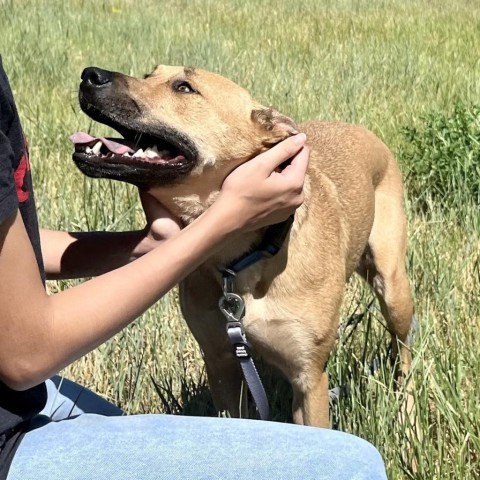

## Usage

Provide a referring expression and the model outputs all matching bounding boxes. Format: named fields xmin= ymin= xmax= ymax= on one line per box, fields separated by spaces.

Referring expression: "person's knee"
xmin=346 ymin=435 xmax=387 ymax=479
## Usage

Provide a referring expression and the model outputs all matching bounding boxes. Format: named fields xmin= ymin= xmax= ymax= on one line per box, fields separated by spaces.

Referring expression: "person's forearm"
xmin=19 ymin=206 xmax=234 ymax=389
xmin=1 ymin=134 xmax=308 ymax=391
xmin=40 ymin=228 xmax=157 ymax=280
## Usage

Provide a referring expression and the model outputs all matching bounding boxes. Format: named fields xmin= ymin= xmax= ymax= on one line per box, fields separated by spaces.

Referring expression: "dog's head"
xmin=71 ymin=65 xmax=299 ymax=190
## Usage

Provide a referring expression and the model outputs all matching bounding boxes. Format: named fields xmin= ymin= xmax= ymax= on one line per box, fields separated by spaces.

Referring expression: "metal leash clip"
xmin=219 ymin=292 xmax=251 ymax=360
xmin=219 ymin=292 xmax=245 ymax=332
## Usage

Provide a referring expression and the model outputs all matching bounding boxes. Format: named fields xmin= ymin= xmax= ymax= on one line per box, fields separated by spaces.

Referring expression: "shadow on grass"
xmin=150 ymin=361 xmax=293 ymax=421
xmin=151 ymin=372 xmax=216 ymax=417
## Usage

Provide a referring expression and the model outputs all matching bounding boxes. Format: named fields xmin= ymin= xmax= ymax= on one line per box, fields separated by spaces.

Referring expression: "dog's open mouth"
xmin=70 ymin=120 xmax=198 ymax=187
xmin=70 ymin=132 xmax=186 ymax=167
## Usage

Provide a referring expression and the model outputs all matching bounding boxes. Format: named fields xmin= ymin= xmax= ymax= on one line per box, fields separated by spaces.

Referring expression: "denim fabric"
xmin=7 ymin=377 xmax=387 ymax=480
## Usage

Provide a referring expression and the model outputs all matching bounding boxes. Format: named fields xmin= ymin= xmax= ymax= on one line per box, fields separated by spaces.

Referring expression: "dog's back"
xmin=301 ymin=121 xmax=402 ymax=278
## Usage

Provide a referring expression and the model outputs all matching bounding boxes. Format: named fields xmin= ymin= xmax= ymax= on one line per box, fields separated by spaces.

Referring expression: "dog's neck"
xmin=148 ymin=174 xmax=221 ymax=225
xmin=148 ymin=178 xmax=267 ymax=268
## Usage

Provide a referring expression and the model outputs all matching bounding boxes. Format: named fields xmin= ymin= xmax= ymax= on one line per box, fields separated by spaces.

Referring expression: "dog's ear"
xmin=251 ymin=107 xmax=299 ymax=146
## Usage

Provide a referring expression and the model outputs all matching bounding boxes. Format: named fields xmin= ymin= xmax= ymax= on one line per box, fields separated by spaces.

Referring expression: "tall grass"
xmin=1 ymin=0 xmax=479 ymax=478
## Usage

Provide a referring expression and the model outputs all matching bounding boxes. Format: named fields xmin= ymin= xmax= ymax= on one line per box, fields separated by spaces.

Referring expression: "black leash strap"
xmin=218 ymin=215 xmax=295 ymax=421
xmin=219 ymin=292 xmax=270 ymax=421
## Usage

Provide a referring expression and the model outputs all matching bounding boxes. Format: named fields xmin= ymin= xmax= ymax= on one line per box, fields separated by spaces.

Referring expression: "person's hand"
xmin=212 ymin=133 xmax=309 ymax=233
xmin=137 ymin=191 xmax=183 ymax=252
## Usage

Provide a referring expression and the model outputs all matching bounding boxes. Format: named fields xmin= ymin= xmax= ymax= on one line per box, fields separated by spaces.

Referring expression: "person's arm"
xmin=0 ymin=135 xmax=309 ymax=392
xmin=40 ymin=192 xmax=182 ymax=280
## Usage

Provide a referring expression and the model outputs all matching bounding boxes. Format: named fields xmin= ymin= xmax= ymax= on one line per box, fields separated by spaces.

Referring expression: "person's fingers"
xmin=252 ymin=133 xmax=307 ymax=174
xmin=279 ymin=145 xmax=310 ymax=183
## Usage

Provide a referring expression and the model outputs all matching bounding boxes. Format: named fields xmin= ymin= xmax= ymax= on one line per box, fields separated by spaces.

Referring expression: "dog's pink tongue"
xmin=69 ymin=132 xmax=134 ymax=155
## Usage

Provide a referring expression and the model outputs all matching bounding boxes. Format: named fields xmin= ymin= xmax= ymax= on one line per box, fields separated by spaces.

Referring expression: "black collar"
xmin=221 ymin=214 xmax=294 ymax=281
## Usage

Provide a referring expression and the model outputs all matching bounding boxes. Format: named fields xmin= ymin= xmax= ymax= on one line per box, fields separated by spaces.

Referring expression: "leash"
xmin=218 ymin=215 xmax=295 ymax=421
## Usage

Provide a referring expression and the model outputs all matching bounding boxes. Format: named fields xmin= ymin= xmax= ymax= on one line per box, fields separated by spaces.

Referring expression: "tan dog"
xmin=71 ymin=65 xmax=414 ymax=427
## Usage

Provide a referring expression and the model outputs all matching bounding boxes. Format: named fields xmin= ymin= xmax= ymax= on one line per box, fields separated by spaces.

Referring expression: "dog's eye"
xmin=173 ymin=80 xmax=197 ymax=94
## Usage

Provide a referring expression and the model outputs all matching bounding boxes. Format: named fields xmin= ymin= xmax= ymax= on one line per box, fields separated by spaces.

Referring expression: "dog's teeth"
xmin=85 ymin=146 xmax=92 ymax=154
xmin=133 ymin=149 xmax=144 ymax=158
xmin=152 ymin=145 xmax=160 ymax=154
xmin=92 ymin=141 xmax=102 ymax=155
xmin=145 ymin=147 xmax=158 ymax=159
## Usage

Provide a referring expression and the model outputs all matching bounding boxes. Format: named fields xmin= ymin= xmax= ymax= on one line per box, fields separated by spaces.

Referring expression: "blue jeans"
xmin=7 ymin=377 xmax=387 ymax=479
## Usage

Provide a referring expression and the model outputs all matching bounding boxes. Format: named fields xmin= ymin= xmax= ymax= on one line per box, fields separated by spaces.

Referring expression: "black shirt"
xmin=0 ymin=55 xmax=47 ymax=480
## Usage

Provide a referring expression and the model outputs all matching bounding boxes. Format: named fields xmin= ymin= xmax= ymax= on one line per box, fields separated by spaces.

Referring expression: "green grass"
xmin=1 ymin=0 xmax=480 ymax=478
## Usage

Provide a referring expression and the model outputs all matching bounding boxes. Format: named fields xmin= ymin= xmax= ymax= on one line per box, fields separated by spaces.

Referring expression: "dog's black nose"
xmin=81 ymin=67 xmax=113 ymax=87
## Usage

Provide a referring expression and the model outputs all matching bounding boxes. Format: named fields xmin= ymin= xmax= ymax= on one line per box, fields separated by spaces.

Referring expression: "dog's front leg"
xmin=251 ymin=307 xmax=338 ymax=428
xmin=291 ymin=370 xmax=330 ymax=427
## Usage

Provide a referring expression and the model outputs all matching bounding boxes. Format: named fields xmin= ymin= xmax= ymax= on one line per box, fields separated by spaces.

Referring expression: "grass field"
xmin=1 ymin=0 xmax=479 ymax=478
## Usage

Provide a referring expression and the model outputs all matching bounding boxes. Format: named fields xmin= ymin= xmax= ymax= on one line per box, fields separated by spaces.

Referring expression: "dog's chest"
xmin=232 ymin=267 xmax=293 ymax=337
